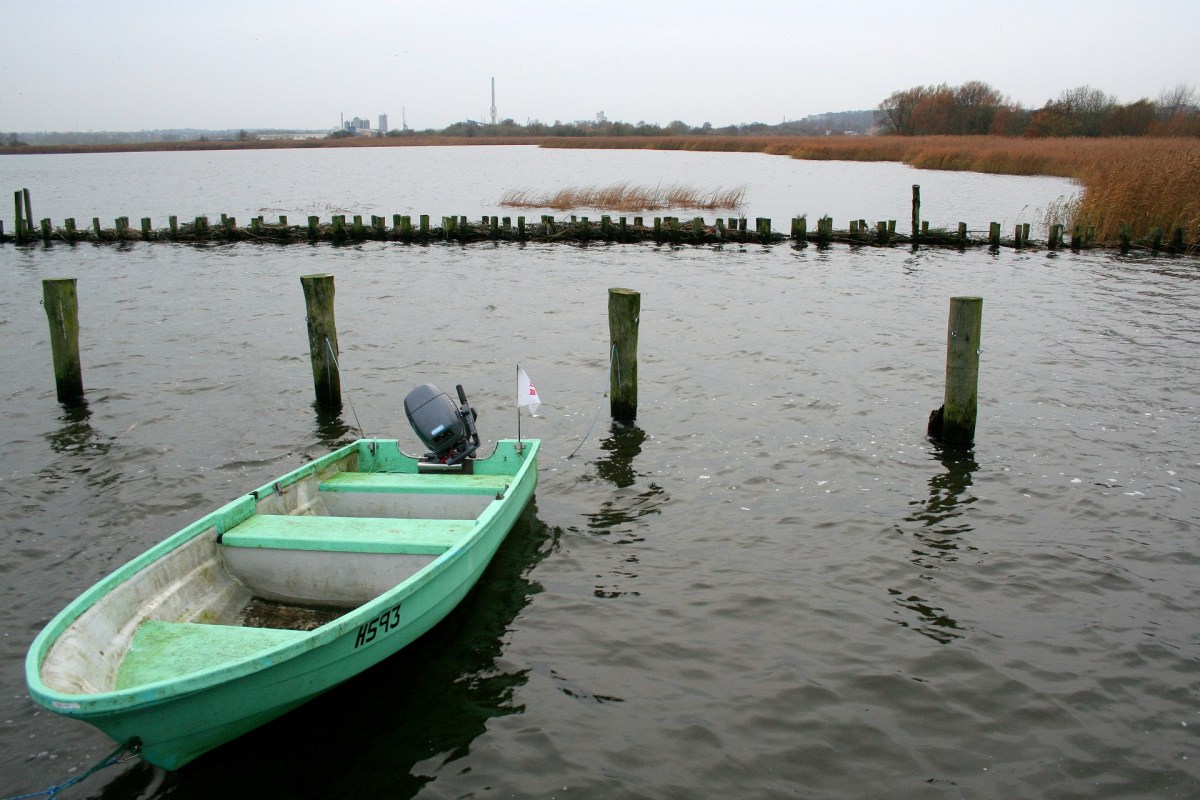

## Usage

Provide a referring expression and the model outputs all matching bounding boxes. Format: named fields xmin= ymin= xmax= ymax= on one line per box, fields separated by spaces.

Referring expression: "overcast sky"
xmin=1 ymin=0 xmax=1195 ymax=132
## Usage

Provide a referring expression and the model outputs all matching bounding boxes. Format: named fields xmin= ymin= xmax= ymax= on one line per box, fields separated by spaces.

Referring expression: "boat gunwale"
xmin=26 ymin=438 xmax=539 ymax=715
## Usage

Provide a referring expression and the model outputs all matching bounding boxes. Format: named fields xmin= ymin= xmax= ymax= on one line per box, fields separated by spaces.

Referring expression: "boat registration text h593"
xmin=355 ymin=601 xmax=403 ymax=648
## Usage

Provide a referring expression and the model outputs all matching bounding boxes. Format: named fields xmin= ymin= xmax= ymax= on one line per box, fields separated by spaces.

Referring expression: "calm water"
xmin=3 ymin=144 xmax=1075 ymax=237
xmin=2 ymin=147 xmax=1197 ymax=799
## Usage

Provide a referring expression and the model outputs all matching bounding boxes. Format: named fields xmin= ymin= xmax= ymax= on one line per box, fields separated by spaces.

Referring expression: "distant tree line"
xmin=876 ymin=81 xmax=1199 ymax=137
xmin=7 ymin=82 xmax=1196 ymax=147
xmin=382 ymin=110 xmax=877 ymax=140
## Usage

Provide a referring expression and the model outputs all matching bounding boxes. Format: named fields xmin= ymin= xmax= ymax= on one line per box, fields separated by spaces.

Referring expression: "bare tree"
xmin=1157 ymin=83 xmax=1197 ymax=118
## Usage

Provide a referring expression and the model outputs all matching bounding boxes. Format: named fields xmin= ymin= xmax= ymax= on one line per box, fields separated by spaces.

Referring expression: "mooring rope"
xmin=4 ymin=741 xmax=138 ymax=800
xmin=568 ymin=343 xmax=617 ymax=459
xmin=325 ymin=336 xmax=366 ymax=440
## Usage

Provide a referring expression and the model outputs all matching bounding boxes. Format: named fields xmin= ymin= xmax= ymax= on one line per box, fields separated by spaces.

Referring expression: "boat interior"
xmin=39 ymin=451 xmax=510 ymax=695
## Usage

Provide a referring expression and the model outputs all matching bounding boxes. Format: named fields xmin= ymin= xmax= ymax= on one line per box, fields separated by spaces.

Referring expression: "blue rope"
xmin=5 ymin=741 xmax=136 ymax=800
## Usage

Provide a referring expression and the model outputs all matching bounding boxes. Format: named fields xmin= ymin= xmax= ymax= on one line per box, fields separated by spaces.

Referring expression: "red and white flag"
xmin=517 ymin=367 xmax=541 ymax=416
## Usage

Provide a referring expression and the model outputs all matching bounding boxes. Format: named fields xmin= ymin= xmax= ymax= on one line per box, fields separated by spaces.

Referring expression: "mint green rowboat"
xmin=26 ymin=437 xmax=539 ymax=769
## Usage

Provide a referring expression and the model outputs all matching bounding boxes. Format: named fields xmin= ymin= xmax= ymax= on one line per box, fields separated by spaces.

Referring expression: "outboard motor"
xmin=403 ymin=383 xmax=480 ymax=469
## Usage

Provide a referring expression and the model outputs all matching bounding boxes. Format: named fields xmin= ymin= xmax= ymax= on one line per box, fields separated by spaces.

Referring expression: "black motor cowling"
xmin=403 ymin=383 xmax=480 ymax=464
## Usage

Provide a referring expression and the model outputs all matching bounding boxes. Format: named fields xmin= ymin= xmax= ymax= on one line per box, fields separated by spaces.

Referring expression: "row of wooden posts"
xmin=9 ymin=187 xmax=1192 ymax=253
xmin=41 ymin=274 xmax=982 ymax=444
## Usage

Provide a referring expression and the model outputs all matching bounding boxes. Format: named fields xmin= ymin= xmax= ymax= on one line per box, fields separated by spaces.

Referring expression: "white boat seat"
xmin=318 ymin=471 xmax=510 ymax=496
xmin=220 ymin=514 xmax=473 ymax=554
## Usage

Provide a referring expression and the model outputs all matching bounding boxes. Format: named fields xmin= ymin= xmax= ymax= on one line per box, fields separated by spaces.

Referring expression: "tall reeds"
xmin=542 ymin=135 xmax=1199 ymax=243
xmin=1071 ymin=138 xmax=1199 ymax=241
xmin=499 ymin=182 xmax=746 ymax=212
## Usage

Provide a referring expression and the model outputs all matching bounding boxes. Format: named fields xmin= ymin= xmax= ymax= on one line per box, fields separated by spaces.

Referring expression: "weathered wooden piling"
xmin=15 ymin=188 xmax=1188 ymax=251
xmin=42 ymin=278 xmax=84 ymax=403
xmin=911 ymin=185 xmax=921 ymax=245
xmin=608 ymin=287 xmax=640 ymax=422
xmin=817 ymin=216 xmax=833 ymax=244
xmin=300 ymin=274 xmax=341 ymax=409
xmin=23 ymin=189 xmax=33 ymax=239
xmin=13 ymin=191 xmax=24 ymax=244
xmin=928 ymin=296 xmax=982 ymax=444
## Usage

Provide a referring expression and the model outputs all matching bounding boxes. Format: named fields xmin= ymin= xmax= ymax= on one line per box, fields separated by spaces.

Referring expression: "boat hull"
xmin=26 ymin=438 xmax=538 ymax=769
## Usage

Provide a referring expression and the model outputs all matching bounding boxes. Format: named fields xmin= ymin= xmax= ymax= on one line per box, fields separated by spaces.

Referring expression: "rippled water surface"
xmin=1 ymin=148 xmax=1197 ymax=799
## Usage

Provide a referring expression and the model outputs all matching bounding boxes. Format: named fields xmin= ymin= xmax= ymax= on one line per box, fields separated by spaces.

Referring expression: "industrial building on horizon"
xmin=338 ymin=113 xmax=391 ymax=135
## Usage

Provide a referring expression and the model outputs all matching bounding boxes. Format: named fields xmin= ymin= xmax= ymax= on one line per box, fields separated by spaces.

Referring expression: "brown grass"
xmin=499 ymin=182 xmax=746 ymax=213
xmin=544 ymin=135 xmax=1200 ymax=242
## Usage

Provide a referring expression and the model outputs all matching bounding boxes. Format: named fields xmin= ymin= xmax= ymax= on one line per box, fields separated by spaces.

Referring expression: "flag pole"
xmin=516 ymin=364 xmax=523 ymax=452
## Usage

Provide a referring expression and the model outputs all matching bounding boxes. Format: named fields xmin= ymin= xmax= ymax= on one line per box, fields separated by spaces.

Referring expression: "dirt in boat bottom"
xmin=239 ymin=598 xmax=347 ymax=631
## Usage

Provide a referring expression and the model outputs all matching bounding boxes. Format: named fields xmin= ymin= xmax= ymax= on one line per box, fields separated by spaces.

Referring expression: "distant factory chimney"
xmin=490 ymin=77 xmax=497 ymax=126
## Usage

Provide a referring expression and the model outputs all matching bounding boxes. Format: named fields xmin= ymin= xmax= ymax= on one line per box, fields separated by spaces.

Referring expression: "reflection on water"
xmin=311 ymin=402 xmax=356 ymax=449
xmin=891 ymin=446 xmax=980 ymax=644
xmin=594 ymin=422 xmax=645 ymax=489
xmin=45 ymin=398 xmax=110 ymax=456
xmin=583 ymin=423 xmax=667 ymax=540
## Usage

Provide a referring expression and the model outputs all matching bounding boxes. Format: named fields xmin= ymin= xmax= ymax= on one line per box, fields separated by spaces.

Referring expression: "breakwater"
xmin=7 ymin=187 xmax=1195 ymax=253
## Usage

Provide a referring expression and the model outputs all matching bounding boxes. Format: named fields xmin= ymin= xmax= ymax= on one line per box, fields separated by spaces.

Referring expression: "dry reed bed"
xmin=499 ymin=182 xmax=746 ymax=212
xmin=543 ymin=136 xmax=1200 ymax=243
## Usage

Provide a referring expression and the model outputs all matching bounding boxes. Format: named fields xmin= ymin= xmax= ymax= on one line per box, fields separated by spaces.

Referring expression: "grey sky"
xmin=1 ymin=0 xmax=1195 ymax=133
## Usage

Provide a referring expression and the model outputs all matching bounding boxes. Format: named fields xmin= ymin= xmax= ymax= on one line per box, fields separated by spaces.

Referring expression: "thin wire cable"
xmin=325 ymin=337 xmax=365 ymax=440
xmin=568 ymin=344 xmax=616 ymax=459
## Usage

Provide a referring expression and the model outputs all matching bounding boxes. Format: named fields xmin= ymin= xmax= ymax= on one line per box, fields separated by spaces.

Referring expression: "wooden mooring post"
xmin=928 ymin=297 xmax=982 ymax=444
xmin=42 ymin=278 xmax=85 ymax=403
xmin=608 ymin=287 xmax=640 ymax=422
xmin=300 ymin=274 xmax=341 ymax=410
xmin=911 ymin=185 xmax=921 ymax=245
xmin=13 ymin=190 xmax=26 ymax=244
xmin=23 ymin=189 xmax=33 ymax=240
